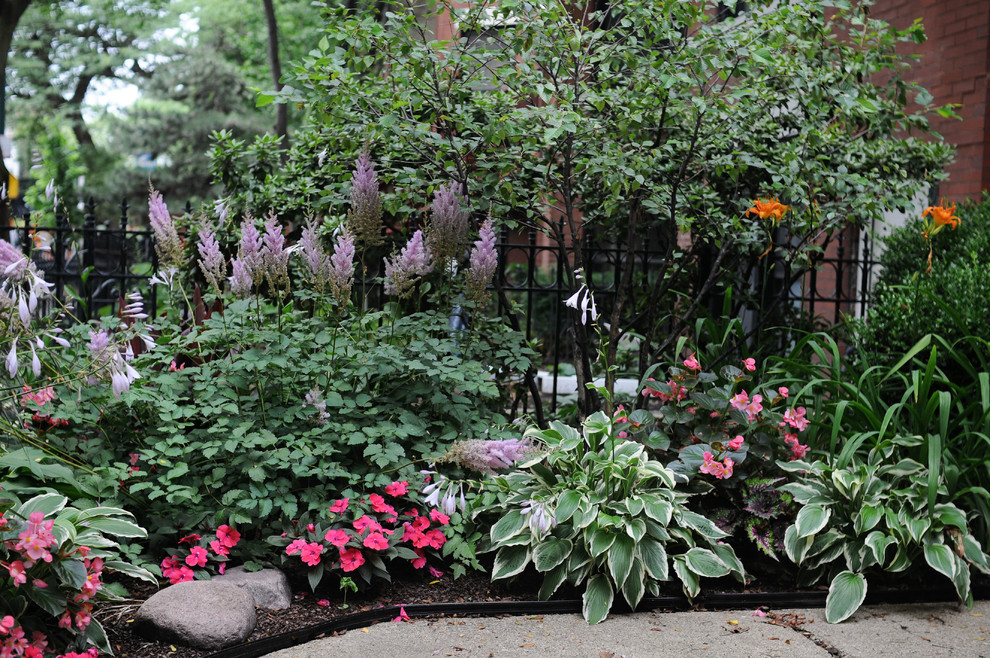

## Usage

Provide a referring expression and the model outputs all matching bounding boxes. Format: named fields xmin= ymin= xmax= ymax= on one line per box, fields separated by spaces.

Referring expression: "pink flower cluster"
xmin=19 ymin=385 xmax=68 ymax=430
xmin=781 ymin=407 xmax=809 ymax=432
xmin=641 ymin=378 xmax=688 ymax=403
xmin=161 ymin=525 xmax=240 ymax=584
xmin=0 ymin=617 xmax=50 ymax=658
xmin=729 ymin=390 xmax=763 ymax=422
xmin=285 ymin=481 xmax=450 ymax=578
xmin=784 ymin=433 xmax=809 ymax=459
xmin=700 ymin=451 xmax=734 ymax=479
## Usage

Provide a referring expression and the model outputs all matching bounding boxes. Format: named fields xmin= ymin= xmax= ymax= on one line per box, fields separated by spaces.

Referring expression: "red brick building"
xmin=873 ymin=0 xmax=990 ymax=201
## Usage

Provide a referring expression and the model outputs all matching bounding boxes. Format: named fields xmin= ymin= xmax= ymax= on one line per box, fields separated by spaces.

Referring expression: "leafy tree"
xmin=215 ymin=0 xmax=951 ymax=418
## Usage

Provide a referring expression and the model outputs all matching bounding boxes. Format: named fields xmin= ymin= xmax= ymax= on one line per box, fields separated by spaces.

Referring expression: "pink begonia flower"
xmin=393 ymin=606 xmax=411 ymax=622
xmin=329 ymin=498 xmax=349 ymax=514
xmin=778 ymin=386 xmax=789 ymax=398
xmin=58 ymin=612 xmax=73 ymax=630
xmin=75 ymin=603 xmax=93 ymax=631
xmin=727 ymin=435 xmax=745 ymax=451
xmin=783 ymin=433 xmax=810 ymax=460
xmin=699 ymin=452 xmax=735 ymax=479
xmin=363 ymin=532 xmax=389 ymax=551
xmin=0 ymin=615 xmax=14 ymax=635
xmin=8 ymin=561 xmax=27 ymax=586
xmin=185 ymin=546 xmax=208 ymax=568
xmin=32 ymin=579 xmax=47 ymax=589
xmin=683 ymin=353 xmax=701 ymax=370
xmin=742 ymin=358 xmax=756 ymax=372
xmin=781 ymin=406 xmax=810 ymax=431
xmin=730 ymin=391 xmax=749 ymax=411
xmin=339 ymin=548 xmax=365 ymax=572
xmin=744 ymin=394 xmax=763 ymax=422
xmin=384 ymin=481 xmax=409 ymax=497
xmin=300 ymin=542 xmax=323 ymax=566
xmin=429 ymin=509 xmax=450 ymax=525
xmin=306 ymin=523 xmax=315 ymax=532
xmin=411 ymin=548 xmax=427 ymax=569
xmin=325 ymin=528 xmax=350 ymax=547
xmin=217 ymin=525 xmax=241 ymax=548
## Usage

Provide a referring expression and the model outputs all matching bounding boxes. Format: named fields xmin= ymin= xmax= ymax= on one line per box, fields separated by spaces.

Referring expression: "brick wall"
xmin=872 ymin=0 xmax=990 ymax=202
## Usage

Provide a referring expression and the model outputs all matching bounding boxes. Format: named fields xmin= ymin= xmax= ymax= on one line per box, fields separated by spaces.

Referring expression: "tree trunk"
xmin=0 ymin=0 xmax=33 ymax=227
xmin=261 ymin=0 xmax=288 ymax=153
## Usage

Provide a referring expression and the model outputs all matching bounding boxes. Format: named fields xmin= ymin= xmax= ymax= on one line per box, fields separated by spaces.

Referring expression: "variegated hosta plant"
xmin=477 ymin=413 xmax=745 ymax=624
xmin=778 ymin=439 xmax=990 ymax=624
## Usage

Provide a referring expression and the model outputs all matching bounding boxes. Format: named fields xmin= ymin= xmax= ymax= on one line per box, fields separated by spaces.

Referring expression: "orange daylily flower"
xmin=922 ymin=202 xmax=960 ymax=230
xmin=747 ymin=198 xmax=790 ymax=223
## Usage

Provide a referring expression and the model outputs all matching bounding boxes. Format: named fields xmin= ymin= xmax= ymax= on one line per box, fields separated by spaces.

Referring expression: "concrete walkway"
xmin=261 ymin=599 xmax=990 ymax=657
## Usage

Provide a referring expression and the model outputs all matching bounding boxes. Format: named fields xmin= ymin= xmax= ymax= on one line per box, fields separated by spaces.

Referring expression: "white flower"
xmin=30 ymin=344 xmax=40 ymax=377
xmin=564 ymin=285 xmax=597 ymax=325
xmin=6 ymin=339 xmax=18 ymax=377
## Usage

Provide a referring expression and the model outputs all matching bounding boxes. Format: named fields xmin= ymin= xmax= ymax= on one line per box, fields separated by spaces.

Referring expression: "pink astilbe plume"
xmin=261 ymin=212 xmax=290 ymax=292
xmin=329 ymin=231 xmax=355 ymax=307
xmin=229 ymin=258 xmax=253 ymax=298
xmin=237 ymin=216 xmax=264 ymax=285
xmin=465 ymin=218 xmax=497 ymax=303
xmin=299 ymin=218 xmax=332 ymax=293
xmin=196 ymin=223 xmax=226 ymax=294
xmin=148 ymin=185 xmax=183 ymax=267
xmin=426 ymin=181 xmax=470 ymax=269
xmin=439 ymin=438 xmax=536 ymax=474
xmin=383 ymin=230 xmax=433 ymax=298
xmin=347 ymin=151 xmax=384 ymax=247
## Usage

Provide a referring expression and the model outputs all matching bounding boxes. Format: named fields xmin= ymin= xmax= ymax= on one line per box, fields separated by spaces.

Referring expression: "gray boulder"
xmin=214 ymin=566 xmax=293 ymax=610
xmin=134 ymin=581 xmax=257 ymax=650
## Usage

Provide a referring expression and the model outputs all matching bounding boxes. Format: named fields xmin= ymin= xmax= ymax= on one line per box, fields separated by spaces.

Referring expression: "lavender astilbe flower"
xmin=197 ymin=223 xmax=227 ymax=294
xmin=426 ymin=181 xmax=470 ymax=269
xmin=299 ymin=218 xmax=332 ymax=293
xmin=237 ymin=216 xmax=264 ymax=285
xmin=229 ymin=258 xmax=253 ymax=298
xmin=383 ymin=230 xmax=433 ymax=298
xmin=347 ymin=151 xmax=384 ymax=247
xmin=439 ymin=437 xmax=536 ymax=475
xmin=328 ymin=230 xmax=355 ymax=307
xmin=148 ymin=186 xmax=183 ymax=268
xmin=261 ymin=212 xmax=290 ymax=292
xmin=465 ymin=218 xmax=498 ymax=303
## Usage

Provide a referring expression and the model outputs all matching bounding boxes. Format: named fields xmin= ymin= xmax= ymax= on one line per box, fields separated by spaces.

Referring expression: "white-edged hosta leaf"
xmin=607 ymin=534 xmax=635 ymax=588
xmin=825 ymin=571 xmax=867 ymax=623
xmin=853 ymin=505 xmax=883 ymax=535
xmin=684 ymin=547 xmax=731 ymax=578
xmin=490 ymin=509 xmax=527 ymax=544
xmin=103 ymin=560 xmax=158 ymax=585
xmin=621 ymin=558 xmax=646 ymax=611
xmin=538 ymin=563 xmax=568 ymax=600
xmin=555 ymin=491 xmax=582 ymax=524
xmin=533 ymin=538 xmax=572 ymax=573
xmin=795 ymin=504 xmax=830 ymax=538
xmin=17 ymin=493 xmax=68 ymax=520
xmin=588 ymin=527 xmax=616 ymax=558
xmin=582 ymin=574 xmax=614 ymax=624
xmin=638 ymin=538 xmax=668 ymax=581
xmin=672 ymin=555 xmax=700 ymax=599
xmin=924 ymin=543 xmax=958 ymax=581
xmin=492 ymin=545 xmax=531 ymax=580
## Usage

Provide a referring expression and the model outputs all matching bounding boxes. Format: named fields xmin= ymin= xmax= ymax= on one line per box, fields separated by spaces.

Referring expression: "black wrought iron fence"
xmin=3 ymin=200 xmax=879 ymax=413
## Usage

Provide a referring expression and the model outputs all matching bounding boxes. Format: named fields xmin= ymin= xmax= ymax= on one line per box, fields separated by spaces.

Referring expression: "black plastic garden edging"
xmin=203 ymin=584 xmax=990 ymax=658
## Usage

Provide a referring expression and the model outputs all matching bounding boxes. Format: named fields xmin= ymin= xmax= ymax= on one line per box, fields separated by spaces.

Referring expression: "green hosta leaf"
xmin=784 ymin=524 xmax=813 ymax=565
xmin=713 ymin=543 xmax=746 ymax=582
xmin=684 ymin=547 xmax=730 ymax=578
xmin=621 ymin=558 xmax=646 ymax=611
xmin=18 ymin=493 xmax=68 ymax=520
xmin=588 ymin=527 xmax=616 ymax=558
xmin=864 ymin=531 xmax=895 ymax=567
xmin=923 ymin=543 xmax=957 ymax=581
xmin=555 ymin=491 xmax=582 ymax=524
xmin=608 ymin=535 xmax=635 ymax=588
xmin=879 ymin=458 xmax=925 ymax=477
xmin=492 ymin=545 xmax=531 ymax=580
xmin=677 ymin=510 xmax=727 ymax=540
xmin=642 ymin=496 xmax=673 ymax=525
xmin=582 ymin=574 xmax=614 ymax=624
xmin=953 ymin=556 xmax=973 ymax=606
xmin=626 ymin=517 xmax=647 ymax=542
xmin=533 ymin=538 xmax=572 ymax=572
xmin=639 ymin=538 xmax=668 ymax=581
xmin=826 ymin=571 xmax=867 ymax=623
xmin=572 ymin=501 xmax=597 ymax=529
xmin=795 ymin=504 xmax=831 ymax=538
xmin=490 ymin=509 xmax=527 ymax=544
xmin=76 ymin=507 xmax=135 ymax=522
xmin=83 ymin=517 xmax=148 ymax=539
xmin=933 ymin=503 xmax=967 ymax=530
xmin=777 ymin=482 xmax=827 ymax=505
xmin=672 ymin=555 xmax=700 ymax=599
xmin=962 ymin=534 xmax=990 ymax=575
xmin=854 ymin=505 xmax=883 ymax=535
xmin=54 ymin=559 xmax=88 ymax=589
xmin=625 ymin=497 xmax=644 ymax=517
xmin=85 ymin=619 xmax=112 ymax=655
xmin=538 ymin=563 xmax=568 ymax=600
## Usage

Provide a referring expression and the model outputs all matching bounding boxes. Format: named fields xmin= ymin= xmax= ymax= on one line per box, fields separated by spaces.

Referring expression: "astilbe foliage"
xmin=347 ymin=151 xmax=384 ymax=248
